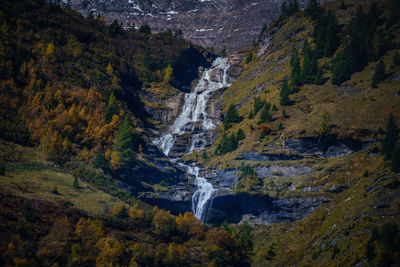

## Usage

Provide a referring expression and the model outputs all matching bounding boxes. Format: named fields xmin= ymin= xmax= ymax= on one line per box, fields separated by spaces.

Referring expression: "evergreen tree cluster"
xmin=304 ymin=0 xmax=323 ymax=20
xmin=280 ymin=80 xmax=291 ymax=106
xmin=215 ymin=128 xmax=246 ymax=155
xmin=239 ymin=163 xmax=257 ymax=178
xmin=108 ymin=20 xmax=123 ymax=37
xmin=258 ymin=102 xmax=272 ymax=124
xmin=313 ymin=10 xmax=340 ymax=58
xmin=366 ymin=223 xmax=400 ymax=265
xmin=279 ymin=0 xmax=299 ymax=20
xmin=113 ymin=116 xmax=136 ymax=166
xmin=332 ymin=4 xmax=394 ymax=85
xmin=381 ymin=114 xmax=400 ymax=172
xmin=371 ymin=60 xmax=387 ymax=88
xmin=223 ymin=104 xmax=241 ymax=130
xmin=248 ymin=96 xmax=267 ymax=119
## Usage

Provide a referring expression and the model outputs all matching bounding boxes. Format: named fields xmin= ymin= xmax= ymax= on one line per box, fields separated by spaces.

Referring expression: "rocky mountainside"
xmin=47 ymin=0 xmax=327 ymax=52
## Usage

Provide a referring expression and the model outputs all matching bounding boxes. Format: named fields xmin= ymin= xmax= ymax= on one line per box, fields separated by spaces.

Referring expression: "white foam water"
xmin=153 ymin=57 xmax=230 ymax=222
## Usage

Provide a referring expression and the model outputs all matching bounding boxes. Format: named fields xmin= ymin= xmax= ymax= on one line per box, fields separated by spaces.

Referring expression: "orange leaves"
xmin=259 ymin=123 xmax=271 ymax=135
xmin=176 ymin=212 xmax=205 ymax=239
xmin=110 ymin=151 xmax=122 ymax=170
xmin=129 ymin=203 xmax=145 ymax=222
xmin=95 ymin=237 xmax=123 ymax=267
xmin=75 ymin=218 xmax=104 ymax=240
xmin=152 ymin=207 xmax=176 ymax=235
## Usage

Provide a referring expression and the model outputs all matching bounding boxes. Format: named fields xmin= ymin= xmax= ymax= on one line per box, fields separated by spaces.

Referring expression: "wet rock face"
xmin=204 ymin=193 xmax=330 ymax=224
xmin=48 ymin=0 xmax=330 ymax=53
xmin=236 ymin=151 xmax=304 ymax=161
xmin=283 ymin=135 xmax=374 ymax=158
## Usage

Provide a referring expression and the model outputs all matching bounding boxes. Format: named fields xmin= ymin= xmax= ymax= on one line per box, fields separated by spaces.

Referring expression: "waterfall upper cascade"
xmin=153 ymin=57 xmax=231 ymax=221
xmin=153 ymin=57 xmax=230 ymax=156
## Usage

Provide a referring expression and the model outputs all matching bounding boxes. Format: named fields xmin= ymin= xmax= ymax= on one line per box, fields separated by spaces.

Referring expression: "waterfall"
xmin=153 ymin=57 xmax=230 ymax=221
xmin=153 ymin=57 xmax=230 ymax=156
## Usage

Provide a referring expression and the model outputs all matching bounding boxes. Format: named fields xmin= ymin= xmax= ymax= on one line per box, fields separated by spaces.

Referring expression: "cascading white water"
xmin=182 ymin=164 xmax=216 ymax=221
xmin=153 ymin=57 xmax=230 ymax=156
xmin=153 ymin=57 xmax=230 ymax=221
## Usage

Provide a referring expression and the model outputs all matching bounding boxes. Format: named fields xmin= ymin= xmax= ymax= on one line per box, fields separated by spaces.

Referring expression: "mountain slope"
xmin=183 ymin=0 xmax=400 ymax=265
xmin=47 ymin=0 xmax=329 ymax=53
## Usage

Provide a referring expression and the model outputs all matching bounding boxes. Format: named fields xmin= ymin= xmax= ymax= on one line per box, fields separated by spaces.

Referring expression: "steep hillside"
xmin=0 ymin=0 xmax=216 ymax=193
xmin=183 ymin=0 xmax=400 ymax=265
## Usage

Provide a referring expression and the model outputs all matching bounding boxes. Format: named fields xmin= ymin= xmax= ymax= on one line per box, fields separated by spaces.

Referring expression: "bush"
xmin=73 ymin=177 xmax=79 ymax=189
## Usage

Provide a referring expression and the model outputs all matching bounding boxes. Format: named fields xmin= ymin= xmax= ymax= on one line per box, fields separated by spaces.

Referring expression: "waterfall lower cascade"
xmin=153 ymin=57 xmax=230 ymax=221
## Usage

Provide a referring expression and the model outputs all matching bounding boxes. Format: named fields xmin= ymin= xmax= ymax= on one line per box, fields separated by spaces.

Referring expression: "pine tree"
xmin=143 ymin=46 xmax=155 ymax=71
xmin=305 ymin=0 xmax=322 ymax=20
xmin=392 ymin=144 xmax=400 ymax=172
xmin=224 ymin=104 xmax=240 ymax=130
xmin=139 ymin=24 xmax=151 ymax=34
xmin=114 ymin=116 xmax=135 ymax=164
xmin=371 ymin=60 xmax=386 ymax=88
xmin=300 ymin=41 xmax=318 ymax=84
xmin=381 ymin=114 xmax=398 ymax=160
xmin=280 ymin=80 xmax=291 ymax=106
xmin=323 ymin=12 xmax=340 ymax=57
xmin=227 ymin=133 xmax=237 ymax=152
xmin=331 ymin=49 xmax=351 ymax=85
xmin=105 ymin=93 xmax=120 ymax=124
xmin=108 ymin=20 xmax=123 ymax=37
xmin=73 ymin=177 xmax=79 ymax=189
xmin=237 ymin=128 xmax=246 ymax=141
xmin=290 ymin=51 xmax=302 ymax=86
xmin=258 ymin=104 xmax=272 ymax=124
xmin=314 ymin=68 xmax=324 ymax=85
xmin=94 ymin=149 xmax=108 ymax=169
xmin=253 ymin=97 xmax=265 ymax=114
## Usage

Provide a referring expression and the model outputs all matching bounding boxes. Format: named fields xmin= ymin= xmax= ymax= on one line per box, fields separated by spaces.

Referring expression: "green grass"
xmin=0 ymin=140 xmax=119 ymax=215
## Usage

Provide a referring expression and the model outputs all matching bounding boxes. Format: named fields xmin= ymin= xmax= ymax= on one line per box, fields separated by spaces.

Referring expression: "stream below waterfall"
xmin=153 ymin=57 xmax=230 ymax=221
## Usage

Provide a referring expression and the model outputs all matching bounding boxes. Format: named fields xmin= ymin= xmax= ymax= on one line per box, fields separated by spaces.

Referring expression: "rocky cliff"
xmin=47 ymin=0 xmax=328 ymax=53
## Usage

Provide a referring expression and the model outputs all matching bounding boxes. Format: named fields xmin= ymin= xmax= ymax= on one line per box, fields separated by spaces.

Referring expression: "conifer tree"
xmin=258 ymin=104 xmax=272 ymax=124
xmin=371 ymin=60 xmax=386 ymax=88
xmin=305 ymin=0 xmax=322 ymax=20
xmin=314 ymin=68 xmax=324 ymax=85
xmin=280 ymin=80 xmax=291 ymax=106
xmin=253 ymin=96 xmax=265 ymax=114
xmin=290 ymin=51 xmax=302 ymax=86
xmin=392 ymin=144 xmax=400 ymax=172
xmin=105 ymin=93 xmax=120 ymax=124
xmin=381 ymin=114 xmax=398 ymax=160
xmin=224 ymin=104 xmax=240 ymax=130
xmin=108 ymin=20 xmax=123 ymax=37
xmin=237 ymin=128 xmax=246 ymax=141
xmin=300 ymin=41 xmax=318 ymax=84
xmin=114 ymin=116 xmax=135 ymax=164
xmin=73 ymin=177 xmax=79 ymax=189
xmin=94 ymin=149 xmax=108 ymax=169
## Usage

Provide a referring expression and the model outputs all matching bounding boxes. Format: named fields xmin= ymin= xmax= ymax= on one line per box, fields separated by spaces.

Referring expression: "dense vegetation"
xmin=0 ymin=0 xmax=253 ymax=265
xmin=0 ymin=0 xmax=212 ymax=191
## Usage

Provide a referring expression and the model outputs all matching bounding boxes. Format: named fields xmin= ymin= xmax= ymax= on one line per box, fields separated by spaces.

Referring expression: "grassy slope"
xmin=0 ymin=140 xmax=119 ymax=215
xmin=192 ymin=0 xmax=400 ymax=265
xmin=204 ymin=0 xmax=400 ymax=168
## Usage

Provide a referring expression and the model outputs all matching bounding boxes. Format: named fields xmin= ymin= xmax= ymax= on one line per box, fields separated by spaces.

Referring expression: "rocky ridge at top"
xmin=47 ymin=0 xmax=327 ymax=52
